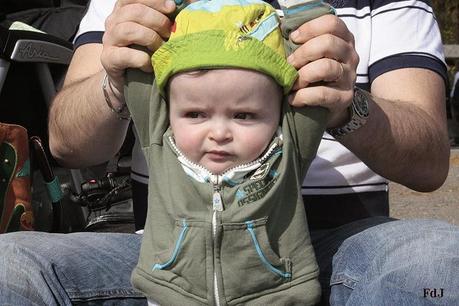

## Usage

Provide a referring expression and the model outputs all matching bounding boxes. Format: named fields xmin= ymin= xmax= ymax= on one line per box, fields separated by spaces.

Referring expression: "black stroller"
xmin=0 ymin=0 xmax=135 ymax=233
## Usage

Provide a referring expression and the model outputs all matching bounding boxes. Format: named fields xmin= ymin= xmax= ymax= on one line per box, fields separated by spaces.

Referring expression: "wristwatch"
xmin=327 ymin=87 xmax=370 ymax=138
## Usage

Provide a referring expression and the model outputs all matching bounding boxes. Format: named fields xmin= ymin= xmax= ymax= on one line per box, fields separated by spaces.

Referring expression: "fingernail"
xmin=290 ymin=30 xmax=299 ymax=41
xmin=165 ymin=0 xmax=176 ymax=10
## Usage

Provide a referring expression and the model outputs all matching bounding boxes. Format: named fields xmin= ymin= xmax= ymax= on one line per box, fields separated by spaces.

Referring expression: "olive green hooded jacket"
xmin=125 ymin=68 xmax=327 ymax=305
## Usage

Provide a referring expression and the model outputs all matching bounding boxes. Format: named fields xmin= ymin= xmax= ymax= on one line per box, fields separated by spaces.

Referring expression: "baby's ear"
xmin=278 ymin=83 xmax=283 ymax=95
xmin=165 ymin=98 xmax=170 ymax=114
xmin=164 ymin=81 xmax=172 ymax=103
xmin=276 ymin=83 xmax=284 ymax=102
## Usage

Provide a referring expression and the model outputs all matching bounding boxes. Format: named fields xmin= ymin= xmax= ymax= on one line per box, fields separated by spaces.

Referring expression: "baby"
xmin=124 ymin=0 xmax=332 ymax=304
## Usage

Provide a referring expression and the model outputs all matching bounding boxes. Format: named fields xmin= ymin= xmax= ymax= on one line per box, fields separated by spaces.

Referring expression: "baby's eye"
xmin=234 ymin=113 xmax=254 ymax=120
xmin=185 ymin=112 xmax=203 ymax=118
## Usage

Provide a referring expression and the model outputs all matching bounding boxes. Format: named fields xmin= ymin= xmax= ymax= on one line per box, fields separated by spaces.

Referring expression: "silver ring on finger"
xmin=334 ymin=62 xmax=345 ymax=82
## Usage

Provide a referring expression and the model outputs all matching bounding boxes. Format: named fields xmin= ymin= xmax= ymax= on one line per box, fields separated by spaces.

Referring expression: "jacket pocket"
xmin=150 ymin=219 xmax=208 ymax=299
xmin=220 ymin=217 xmax=291 ymax=302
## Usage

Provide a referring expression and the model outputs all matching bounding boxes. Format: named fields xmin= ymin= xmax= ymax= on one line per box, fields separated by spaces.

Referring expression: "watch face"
xmin=327 ymin=87 xmax=369 ymax=138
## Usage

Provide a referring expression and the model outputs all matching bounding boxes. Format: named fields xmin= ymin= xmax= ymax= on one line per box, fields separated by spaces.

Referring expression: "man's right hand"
xmin=101 ymin=0 xmax=176 ymax=95
xmin=50 ymin=0 xmax=178 ymax=167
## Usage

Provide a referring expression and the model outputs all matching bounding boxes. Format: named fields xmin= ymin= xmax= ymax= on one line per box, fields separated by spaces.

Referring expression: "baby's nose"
xmin=209 ymin=121 xmax=232 ymax=142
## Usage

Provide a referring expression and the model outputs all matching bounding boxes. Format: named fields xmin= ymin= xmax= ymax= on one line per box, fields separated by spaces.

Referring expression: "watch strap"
xmin=327 ymin=87 xmax=370 ymax=138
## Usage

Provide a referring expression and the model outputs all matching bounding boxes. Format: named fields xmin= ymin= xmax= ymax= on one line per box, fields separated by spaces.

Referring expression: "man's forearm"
xmin=340 ymin=70 xmax=450 ymax=192
xmin=49 ymin=71 xmax=130 ymax=168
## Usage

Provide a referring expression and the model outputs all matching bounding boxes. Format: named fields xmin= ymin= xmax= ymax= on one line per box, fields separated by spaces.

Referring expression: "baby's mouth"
xmin=206 ymin=150 xmax=233 ymax=161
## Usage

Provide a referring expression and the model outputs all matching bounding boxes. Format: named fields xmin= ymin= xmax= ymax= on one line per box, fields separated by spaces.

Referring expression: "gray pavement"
xmin=389 ymin=148 xmax=459 ymax=225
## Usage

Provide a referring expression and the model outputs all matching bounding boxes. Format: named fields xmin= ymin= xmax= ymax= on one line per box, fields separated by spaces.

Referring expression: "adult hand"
xmin=101 ymin=0 xmax=176 ymax=94
xmin=49 ymin=0 xmax=177 ymax=166
xmin=287 ymin=14 xmax=359 ymax=128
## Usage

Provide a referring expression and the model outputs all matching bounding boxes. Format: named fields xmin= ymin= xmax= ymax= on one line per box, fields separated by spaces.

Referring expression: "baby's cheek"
xmin=175 ymin=132 xmax=201 ymax=160
xmin=241 ymin=133 xmax=271 ymax=160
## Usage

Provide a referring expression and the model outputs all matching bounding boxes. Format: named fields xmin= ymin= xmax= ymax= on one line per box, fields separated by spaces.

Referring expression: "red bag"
xmin=0 ymin=123 xmax=34 ymax=233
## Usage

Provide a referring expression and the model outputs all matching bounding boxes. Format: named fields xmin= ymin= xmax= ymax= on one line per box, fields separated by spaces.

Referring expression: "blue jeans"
xmin=328 ymin=218 xmax=459 ymax=305
xmin=0 ymin=232 xmax=146 ymax=305
xmin=0 ymin=218 xmax=458 ymax=305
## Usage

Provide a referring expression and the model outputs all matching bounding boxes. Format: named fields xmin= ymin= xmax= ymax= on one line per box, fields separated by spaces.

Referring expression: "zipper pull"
xmin=213 ymin=189 xmax=223 ymax=211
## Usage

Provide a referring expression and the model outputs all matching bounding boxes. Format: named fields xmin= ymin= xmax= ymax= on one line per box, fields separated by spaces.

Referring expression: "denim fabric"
xmin=1 ymin=218 xmax=458 ymax=305
xmin=328 ymin=219 xmax=459 ymax=305
xmin=0 ymin=231 xmax=146 ymax=305
xmin=310 ymin=216 xmax=395 ymax=305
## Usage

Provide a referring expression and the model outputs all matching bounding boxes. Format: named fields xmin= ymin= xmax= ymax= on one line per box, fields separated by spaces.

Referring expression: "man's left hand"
xmin=287 ymin=14 xmax=359 ymax=128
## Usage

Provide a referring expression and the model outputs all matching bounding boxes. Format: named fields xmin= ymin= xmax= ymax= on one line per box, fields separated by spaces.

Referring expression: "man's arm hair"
xmin=48 ymin=43 xmax=130 ymax=168
xmin=340 ymin=68 xmax=449 ymax=192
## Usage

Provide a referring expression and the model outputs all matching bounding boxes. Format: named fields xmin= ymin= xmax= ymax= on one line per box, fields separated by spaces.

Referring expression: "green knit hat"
xmin=152 ymin=0 xmax=298 ymax=95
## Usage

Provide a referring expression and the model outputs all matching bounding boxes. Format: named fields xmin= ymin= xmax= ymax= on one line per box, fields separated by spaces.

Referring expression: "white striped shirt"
xmin=75 ymin=0 xmax=447 ymax=194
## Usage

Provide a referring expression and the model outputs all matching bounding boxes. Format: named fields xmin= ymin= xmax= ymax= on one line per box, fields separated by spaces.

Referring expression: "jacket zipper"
xmin=212 ymin=180 xmax=223 ymax=306
xmin=167 ymin=135 xmax=281 ymax=305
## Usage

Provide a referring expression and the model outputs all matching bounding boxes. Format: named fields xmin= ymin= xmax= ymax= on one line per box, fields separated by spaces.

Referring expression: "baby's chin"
xmin=203 ymin=160 xmax=240 ymax=175
xmin=200 ymin=155 xmax=258 ymax=175
xmin=206 ymin=164 xmax=234 ymax=175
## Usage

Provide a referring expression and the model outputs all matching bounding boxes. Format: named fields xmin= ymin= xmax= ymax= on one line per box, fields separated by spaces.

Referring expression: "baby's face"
xmin=169 ymin=69 xmax=281 ymax=175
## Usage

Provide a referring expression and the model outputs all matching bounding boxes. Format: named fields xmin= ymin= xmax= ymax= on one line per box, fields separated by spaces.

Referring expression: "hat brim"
xmin=153 ymin=30 xmax=298 ymax=95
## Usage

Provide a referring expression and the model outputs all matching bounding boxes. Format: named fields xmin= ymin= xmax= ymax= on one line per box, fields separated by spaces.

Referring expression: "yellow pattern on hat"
xmin=153 ymin=0 xmax=298 ymax=95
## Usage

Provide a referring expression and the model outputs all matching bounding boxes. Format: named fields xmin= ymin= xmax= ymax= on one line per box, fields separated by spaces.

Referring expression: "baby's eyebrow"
xmin=173 ymin=101 xmax=210 ymax=110
xmin=229 ymin=100 xmax=267 ymax=108
xmin=169 ymin=96 xmax=205 ymax=106
xmin=233 ymin=106 xmax=261 ymax=112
